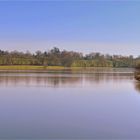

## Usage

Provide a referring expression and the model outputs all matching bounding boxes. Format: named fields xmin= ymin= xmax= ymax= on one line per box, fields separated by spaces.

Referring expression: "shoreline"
xmin=0 ymin=65 xmax=135 ymax=74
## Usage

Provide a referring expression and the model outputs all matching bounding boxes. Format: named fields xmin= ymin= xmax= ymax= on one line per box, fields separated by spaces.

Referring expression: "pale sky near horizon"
xmin=0 ymin=1 xmax=140 ymax=56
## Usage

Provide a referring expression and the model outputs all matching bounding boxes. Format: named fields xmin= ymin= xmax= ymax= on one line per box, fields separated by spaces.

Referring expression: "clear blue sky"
xmin=0 ymin=1 xmax=140 ymax=56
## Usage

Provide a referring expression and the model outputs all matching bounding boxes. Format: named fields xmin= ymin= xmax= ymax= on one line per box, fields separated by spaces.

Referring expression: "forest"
xmin=0 ymin=47 xmax=140 ymax=68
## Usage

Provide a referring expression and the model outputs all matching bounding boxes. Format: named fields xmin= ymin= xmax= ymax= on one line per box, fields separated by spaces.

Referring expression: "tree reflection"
xmin=0 ymin=72 xmax=134 ymax=87
xmin=134 ymin=82 xmax=140 ymax=93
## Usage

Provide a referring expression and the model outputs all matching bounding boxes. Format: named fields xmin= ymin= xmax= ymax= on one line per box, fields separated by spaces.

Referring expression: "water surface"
xmin=0 ymin=68 xmax=140 ymax=139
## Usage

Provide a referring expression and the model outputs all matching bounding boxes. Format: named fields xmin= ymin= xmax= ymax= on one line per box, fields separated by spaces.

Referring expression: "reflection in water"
xmin=134 ymin=69 xmax=140 ymax=81
xmin=0 ymin=72 xmax=134 ymax=87
xmin=1 ymin=69 xmax=140 ymax=139
xmin=134 ymin=82 xmax=140 ymax=93
xmin=133 ymin=69 xmax=140 ymax=93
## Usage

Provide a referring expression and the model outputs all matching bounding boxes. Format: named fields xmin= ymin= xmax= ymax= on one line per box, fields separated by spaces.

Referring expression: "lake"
xmin=0 ymin=68 xmax=140 ymax=139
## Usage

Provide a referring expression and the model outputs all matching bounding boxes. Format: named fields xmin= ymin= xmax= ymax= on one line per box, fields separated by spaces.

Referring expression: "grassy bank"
xmin=0 ymin=65 xmax=134 ymax=70
xmin=0 ymin=65 xmax=85 ymax=71
xmin=0 ymin=65 xmax=67 ymax=70
xmin=0 ymin=65 xmax=134 ymax=74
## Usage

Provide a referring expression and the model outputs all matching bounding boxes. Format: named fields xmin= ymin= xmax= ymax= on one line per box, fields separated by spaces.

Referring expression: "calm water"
xmin=0 ymin=68 xmax=140 ymax=139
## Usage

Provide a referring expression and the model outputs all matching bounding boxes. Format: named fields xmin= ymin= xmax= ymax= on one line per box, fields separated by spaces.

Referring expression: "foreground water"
xmin=0 ymin=68 xmax=140 ymax=139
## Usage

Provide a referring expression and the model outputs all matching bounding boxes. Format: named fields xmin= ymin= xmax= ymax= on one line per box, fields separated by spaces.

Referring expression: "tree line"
xmin=0 ymin=47 xmax=140 ymax=67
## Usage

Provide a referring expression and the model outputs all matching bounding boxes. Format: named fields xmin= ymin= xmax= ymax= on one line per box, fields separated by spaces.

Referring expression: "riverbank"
xmin=0 ymin=65 xmax=134 ymax=74
xmin=0 ymin=65 xmax=82 ymax=73
xmin=0 ymin=65 xmax=66 ymax=70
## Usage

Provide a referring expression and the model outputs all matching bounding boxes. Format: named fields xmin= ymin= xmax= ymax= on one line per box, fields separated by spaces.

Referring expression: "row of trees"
xmin=0 ymin=47 xmax=139 ymax=67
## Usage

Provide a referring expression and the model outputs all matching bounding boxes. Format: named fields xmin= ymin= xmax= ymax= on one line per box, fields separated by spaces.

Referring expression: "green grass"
xmin=0 ymin=66 xmax=88 ymax=73
xmin=0 ymin=65 xmax=128 ymax=71
xmin=0 ymin=65 xmax=127 ymax=70
xmin=0 ymin=65 xmax=66 ymax=70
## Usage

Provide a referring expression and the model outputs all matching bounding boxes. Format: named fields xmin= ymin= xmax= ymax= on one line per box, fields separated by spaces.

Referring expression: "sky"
xmin=0 ymin=1 xmax=140 ymax=56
